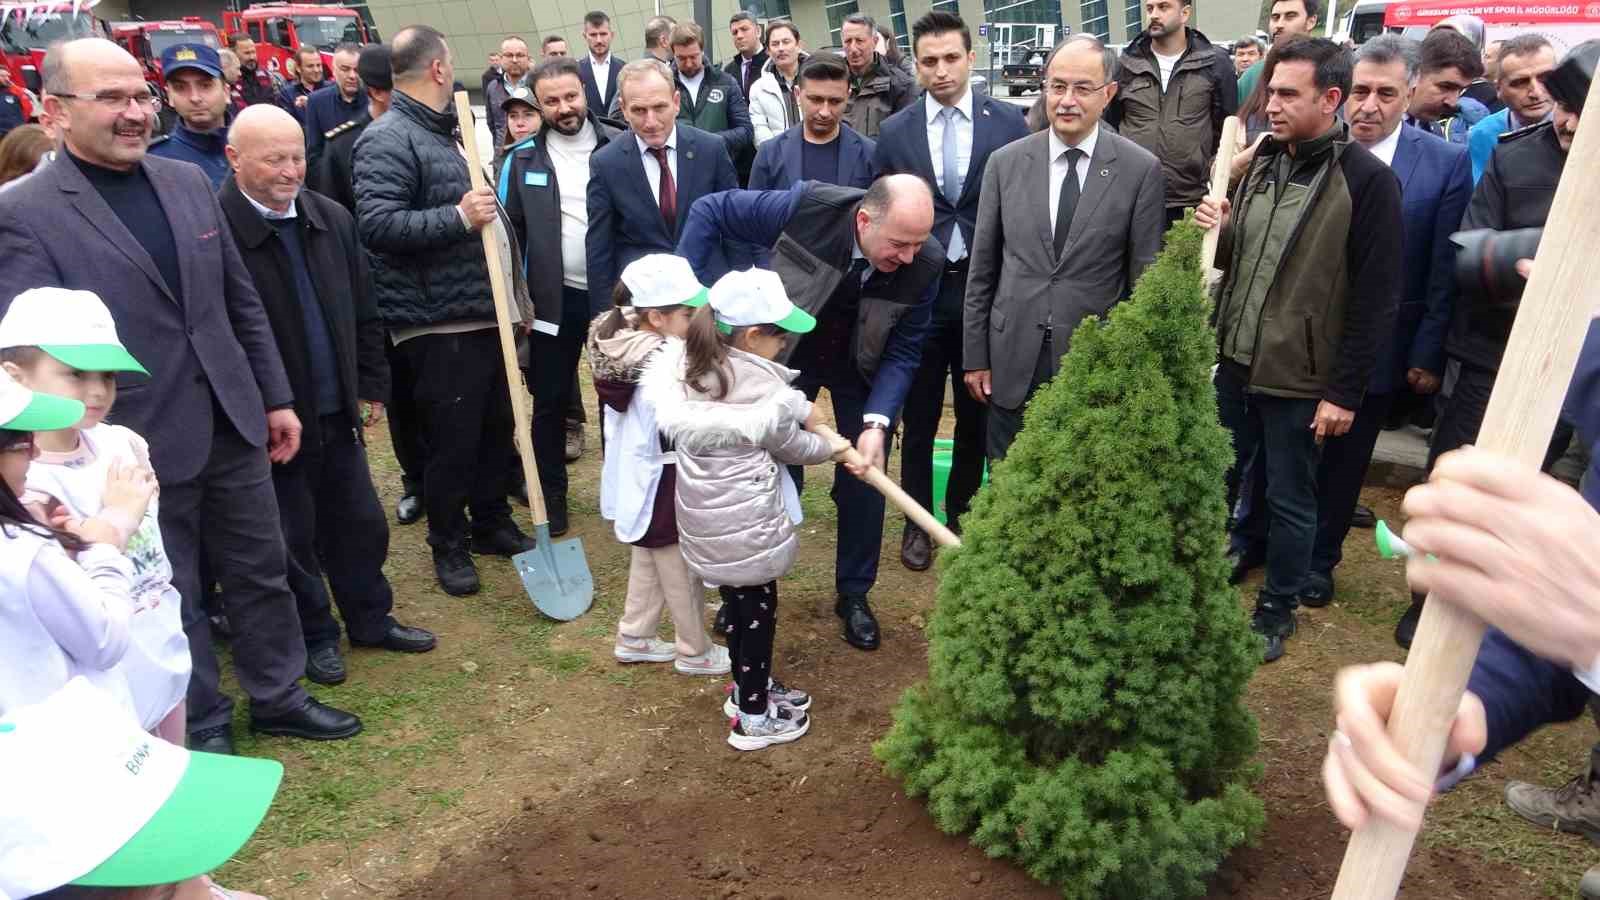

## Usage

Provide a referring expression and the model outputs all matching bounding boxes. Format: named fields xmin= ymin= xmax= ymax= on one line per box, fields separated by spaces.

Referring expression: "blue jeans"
xmin=1215 ymin=363 xmax=1320 ymax=605
xmin=791 ymin=369 xmax=891 ymax=597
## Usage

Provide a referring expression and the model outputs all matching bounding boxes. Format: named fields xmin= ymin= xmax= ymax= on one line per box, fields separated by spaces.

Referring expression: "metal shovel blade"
xmin=514 ymin=524 xmax=594 ymax=621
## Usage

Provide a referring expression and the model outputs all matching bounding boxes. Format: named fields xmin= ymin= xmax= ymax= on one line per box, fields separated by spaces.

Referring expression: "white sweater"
xmin=0 ymin=525 xmax=135 ymax=718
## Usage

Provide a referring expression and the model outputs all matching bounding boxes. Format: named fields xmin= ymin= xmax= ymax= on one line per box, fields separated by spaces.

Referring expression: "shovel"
xmin=453 ymin=91 xmax=594 ymax=620
xmin=813 ymin=423 xmax=961 ymax=549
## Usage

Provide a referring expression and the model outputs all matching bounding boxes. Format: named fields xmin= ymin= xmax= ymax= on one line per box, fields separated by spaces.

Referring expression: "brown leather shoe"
xmin=901 ymin=523 xmax=932 ymax=572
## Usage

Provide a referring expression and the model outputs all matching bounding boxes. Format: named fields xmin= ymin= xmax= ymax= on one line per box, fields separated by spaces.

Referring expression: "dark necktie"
xmin=648 ymin=145 xmax=676 ymax=234
xmin=742 ymin=57 xmax=752 ymax=95
xmin=1053 ymin=148 xmax=1083 ymax=257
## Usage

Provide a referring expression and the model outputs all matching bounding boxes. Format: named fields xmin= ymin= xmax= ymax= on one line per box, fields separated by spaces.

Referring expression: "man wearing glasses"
xmin=0 ymin=38 xmax=363 ymax=753
xmin=963 ymin=34 xmax=1166 ymax=461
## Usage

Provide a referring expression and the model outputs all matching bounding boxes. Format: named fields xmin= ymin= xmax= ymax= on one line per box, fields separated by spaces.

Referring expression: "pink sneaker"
xmin=674 ymin=643 xmax=731 ymax=675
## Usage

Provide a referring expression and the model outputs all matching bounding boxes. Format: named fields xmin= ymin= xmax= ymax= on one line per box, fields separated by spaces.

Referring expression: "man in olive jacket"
xmin=840 ymin=13 xmax=917 ymax=137
xmin=1197 ymin=39 xmax=1401 ymax=665
xmin=670 ymin=22 xmax=752 ymax=161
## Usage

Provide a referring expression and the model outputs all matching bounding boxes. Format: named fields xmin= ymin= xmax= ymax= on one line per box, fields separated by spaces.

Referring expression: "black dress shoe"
xmin=1350 ymin=504 xmax=1377 ymax=529
xmin=835 ymin=594 xmax=880 ymax=651
xmin=1226 ymin=545 xmax=1266 ymax=585
xmin=1297 ymin=571 xmax=1335 ymax=609
xmin=433 ymin=546 xmax=480 ymax=596
xmin=1395 ymin=596 xmax=1425 ymax=649
xmin=471 ymin=521 xmax=536 ymax=556
xmin=250 ymin=697 xmax=363 ymax=741
xmin=547 ymin=496 xmax=570 ymax=537
xmin=352 ymin=622 xmax=438 ymax=653
xmin=901 ymin=523 xmax=932 ymax=572
xmin=305 ymin=645 xmax=347 ymax=685
xmin=189 ymin=724 xmax=235 ymax=755
xmin=396 ymin=493 xmax=424 ymax=525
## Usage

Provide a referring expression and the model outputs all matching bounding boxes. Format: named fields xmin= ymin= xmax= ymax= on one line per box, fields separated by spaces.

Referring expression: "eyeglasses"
xmin=53 ymin=91 xmax=158 ymax=110
xmin=1044 ymin=80 xmax=1111 ymax=100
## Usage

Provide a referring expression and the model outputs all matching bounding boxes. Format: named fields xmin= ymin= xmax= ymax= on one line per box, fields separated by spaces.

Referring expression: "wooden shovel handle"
xmin=812 ymin=423 xmax=961 ymax=548
xmin=1199 ymin=116 xmax=1241 ymax=278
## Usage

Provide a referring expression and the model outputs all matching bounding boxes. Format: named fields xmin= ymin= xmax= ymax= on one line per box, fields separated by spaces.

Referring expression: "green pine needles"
xmin=875 ymin=219 xmax=1265 ymax=898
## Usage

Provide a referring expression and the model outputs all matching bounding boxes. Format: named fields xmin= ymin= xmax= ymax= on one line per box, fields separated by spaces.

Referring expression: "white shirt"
xmin=1154 ymin=50 xmax=1182 ymax=91
xmin=548 ymin=121 xmax=600 ymax=291
xmin=637 ymin=128 xmax=679 ymax=210
xmin=1367 ymin=123 xmax=1403 ymax=168
xmin=926 ymin=88 xmax=974 ymax=260
xmin=679 ymin=69 xmax=705 ymax=102
xmin=590 ymin=53 xmax=613 ymax=100
xmin=850 ymin=239 xmax=891 ymax=429
xmin=1048 ymin=124 xmax=1099 ymax=235
xmin=242 ymin=188 xmax=296 ymax=220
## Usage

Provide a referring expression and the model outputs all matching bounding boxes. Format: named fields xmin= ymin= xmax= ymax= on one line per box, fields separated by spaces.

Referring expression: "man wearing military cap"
xmin=148 ymin=43 xmax=232 ymax=188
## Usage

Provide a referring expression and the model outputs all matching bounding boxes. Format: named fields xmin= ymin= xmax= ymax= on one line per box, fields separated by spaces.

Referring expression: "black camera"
xmin=1453 ymin=227 xmax=1543 ymax=332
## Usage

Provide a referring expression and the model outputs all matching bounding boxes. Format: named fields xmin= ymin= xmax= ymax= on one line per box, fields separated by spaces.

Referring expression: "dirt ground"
xmin=216 ymin=394 xmax=1594 ymax=900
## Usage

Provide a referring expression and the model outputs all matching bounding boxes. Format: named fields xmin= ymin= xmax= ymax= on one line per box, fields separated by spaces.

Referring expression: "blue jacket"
xmin=0 ymin=88 xmax=24 ymax=136
xmin=147 ymin=122 xmax=231 ymax=189
xmin=677 ymin=184 xmax=938 ymax=423
xmin=1466 ymin=107 xmax=1509 ymax=184
xmin=303 ymin=83 xmax=367 ymax=161
xmin=585 ymin=124 xmax=738 ymax=310
xmin=1439 ymin=95 xmax=1490 ymax=146
xmin=279 ymin=78 xmax=330 ymax=125
xmin=748 ymin=124 xmax=877 ymax=191
xmin=1371 ymin=125 xmax=1472 ymax=394
xmin=872 ymin=92 xmax=1029 ymax=263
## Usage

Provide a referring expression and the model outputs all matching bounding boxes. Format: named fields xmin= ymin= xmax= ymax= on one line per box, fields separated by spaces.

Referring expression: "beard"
xmin=552 ymin=111 xmax=584 ymax=135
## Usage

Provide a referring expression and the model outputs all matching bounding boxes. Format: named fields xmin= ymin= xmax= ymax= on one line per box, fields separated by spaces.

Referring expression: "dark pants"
xmin=1429 ymin=361 xmax=1574 ymax=472
xmin=986 ymin=328 xmax=1055 ymax=460
xmin=1469 ymin=627 xmax=1595 ymax=767
xmin=900 ymin=271 xmax=986 ymax=528
xmin=720 ymin=581 xmax=778 ymax=715
xmin=274 ymin=413 xmax=396 ymax=651
xmin=1163 ymin=205 xmax=1186 ymax=227
xmin=166 ymin=414 xmax=309 ymax=732
xmin=397 ymin=328 xmax=515 ymax=549
xmin=792 ymin=368 xmax=892 ymax=597
xmin=386 ymin=339 xmax=427 ymax=498
xmin=531 ymin=286 xmax=591 ymax=505
xmin=1215 ymin=363 xmax=1321 ymax=605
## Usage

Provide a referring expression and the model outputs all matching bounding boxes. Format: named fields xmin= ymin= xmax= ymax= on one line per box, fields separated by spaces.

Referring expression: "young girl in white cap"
xmin=590 ymin=254 xmax=729 ymax=676
xmin=644 ymin=268 xmax=838 ymax=750
xmin=0 ymin=287 xmax=187 ymax=742
xmin=0 ymin=365 xmax=155 ymax=720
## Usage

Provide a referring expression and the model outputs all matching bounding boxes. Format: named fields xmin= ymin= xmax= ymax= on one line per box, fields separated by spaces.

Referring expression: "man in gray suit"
xmin=963 ymin=35 xmax=1166 ymax=458
xmin=0 ymin=38 xmax=362 ymax=753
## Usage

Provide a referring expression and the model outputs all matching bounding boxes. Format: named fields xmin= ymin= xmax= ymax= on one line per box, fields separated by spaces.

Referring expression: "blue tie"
xmin=940 ymin=106 xmax=966 ymax=260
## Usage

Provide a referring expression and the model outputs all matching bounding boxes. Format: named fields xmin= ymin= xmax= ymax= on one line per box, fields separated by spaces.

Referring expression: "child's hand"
xmin=101 ymin=460 xmax=156 ymax=528
xmin=48 ymin=505 xmax=124 ymax=552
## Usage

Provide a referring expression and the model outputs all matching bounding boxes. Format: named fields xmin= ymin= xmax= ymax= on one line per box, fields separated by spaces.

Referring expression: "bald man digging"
xmin=219 ymin=105 xmax=437 ymax=689
xmin=677 ymin=174 xmax=942 ymax=651
xmin=0 ymin=38 xmax=367 ymax=751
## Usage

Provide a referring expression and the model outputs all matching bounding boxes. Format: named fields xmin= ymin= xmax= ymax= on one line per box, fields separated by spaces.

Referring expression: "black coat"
xmin=310 ymin=111 xmax=370 ymax=214
xmin=353 ymin=91 xmax=497 ymax=327
xmin=218 ymin=177 xmax=389 ymax=449
xmin=724 ymin=49 xmax=769 ymax=99
xmin=1452 ymin=121 xmax=1566 ymax=372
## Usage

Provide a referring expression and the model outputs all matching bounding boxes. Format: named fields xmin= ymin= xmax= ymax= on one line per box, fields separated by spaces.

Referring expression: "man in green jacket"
xmin=671 ymin=22 xmax=753 ymax=161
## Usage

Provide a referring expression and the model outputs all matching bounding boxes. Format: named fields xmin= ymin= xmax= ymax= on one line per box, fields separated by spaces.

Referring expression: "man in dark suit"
xmin=876 ymin=11 xmax=1028 ymax=569
xmin=965 ymin=35 xmax=1166 ymax=461
xmin=678 ymin=175 xmax=941 ymax=651
xmin=586 ymin=58 xmax=738 ymax=310
xmin=579 ymin=11 xmax=623 ymax=119
xmin=749 ymin=54 xmax=876 ymax=191
xmin=0 ymin=38 xmax=361 ymax=752
xmin=219 ymin=105 xmax=438 ymax=687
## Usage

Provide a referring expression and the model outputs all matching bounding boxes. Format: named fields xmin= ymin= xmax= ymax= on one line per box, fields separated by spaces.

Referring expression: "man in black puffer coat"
xmin=353 ymin=24 xmax=535 ymax=596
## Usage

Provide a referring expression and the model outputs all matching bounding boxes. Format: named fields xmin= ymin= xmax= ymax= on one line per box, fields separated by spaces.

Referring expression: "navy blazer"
xmin=586 ymin=124 xmax=738 ymax=310
xmin=1373 ymin=125 xmax=1472 ymax=395
xmin=580 ymin=56 xmax=626 ymax=120
xmin=749 ymin=124 xmax=877 ymax=191
xmin=0 ymin=153 xmax=293 ymax=484
xmin=871 ymin=92 xmax=1029 ymax=258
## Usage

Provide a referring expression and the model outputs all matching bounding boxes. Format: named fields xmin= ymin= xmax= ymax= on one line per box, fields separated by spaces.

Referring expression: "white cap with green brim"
xmin=0 ymin=287 xmax=150 ymax=375
xmin=620 ymin=254 xmax=709 ymax=309
xmin=0 ymin=678 xmax=284 ymax=898
xmin=707 ymin=268 xmax=816 ymax=336
xmin=0 ymin=367 xmax=85 ymax=432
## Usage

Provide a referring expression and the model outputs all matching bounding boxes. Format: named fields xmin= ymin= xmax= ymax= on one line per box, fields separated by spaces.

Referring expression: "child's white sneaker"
xmin=722 ymin=677 xmax=812 ymax=717
xmin=727 ymin=704 xmax=810 ymax=751
xmin=614 ymin=635 xmax=675 ymax=663
xmin=674 ymin=643 xmax=731 ymax=676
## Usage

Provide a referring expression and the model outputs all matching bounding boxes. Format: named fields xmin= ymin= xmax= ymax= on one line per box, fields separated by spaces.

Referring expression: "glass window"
xmin=0 ymin=8 xmax=100 ymax=54
xmin=1079 ymin=0 xmax=1109 ymax=40
xmin=1124 ymin=0 xmax=1142 ymax=41
xmin=291 ymin=15 xmax=363 ymax=51
xmin=889 ymin=0 xmax=910 ymax=56
xmin=824 ymin=0 xmax=859 ymax=47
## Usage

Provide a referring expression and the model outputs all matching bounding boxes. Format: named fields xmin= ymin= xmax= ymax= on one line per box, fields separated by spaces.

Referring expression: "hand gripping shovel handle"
xmin=1199 ymin=116 xmax=1240 ymax=286
xmin=453 ymin=91 xmax=548 ymax=529
xmin=812 ymin=423 xmax=961 ymax=549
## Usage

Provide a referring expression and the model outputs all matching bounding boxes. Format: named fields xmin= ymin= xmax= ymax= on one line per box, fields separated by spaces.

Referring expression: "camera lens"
xmin=1453 ymin=227 xmax=1543 ymax=336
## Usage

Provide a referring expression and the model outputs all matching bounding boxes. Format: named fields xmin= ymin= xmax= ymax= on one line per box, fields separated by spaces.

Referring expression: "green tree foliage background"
xmin=875 ymin=221 xmax=1265 ymax=898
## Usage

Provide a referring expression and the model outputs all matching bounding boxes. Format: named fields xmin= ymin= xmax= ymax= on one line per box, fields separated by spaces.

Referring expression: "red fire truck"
xmin=113 ymin=18 xmax=222 ymax=84
xmin=222 ymin=3 xmax=377 ymax=79
xmin=1 ymin=1 xmax=113 ymax=94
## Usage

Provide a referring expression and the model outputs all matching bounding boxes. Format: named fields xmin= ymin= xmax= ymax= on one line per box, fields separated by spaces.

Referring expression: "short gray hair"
xmin=1042 ymin=34 xmax=1118 ymax=84
xmin=617 ymin=57 xmax=673 ymax=102
xmin=1354 ymin=33 xmax=1420 ymax=82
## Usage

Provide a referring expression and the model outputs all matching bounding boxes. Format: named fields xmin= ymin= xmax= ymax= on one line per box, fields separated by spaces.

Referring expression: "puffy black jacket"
xmin=352 ymin=90 xmax=495 ymax=327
